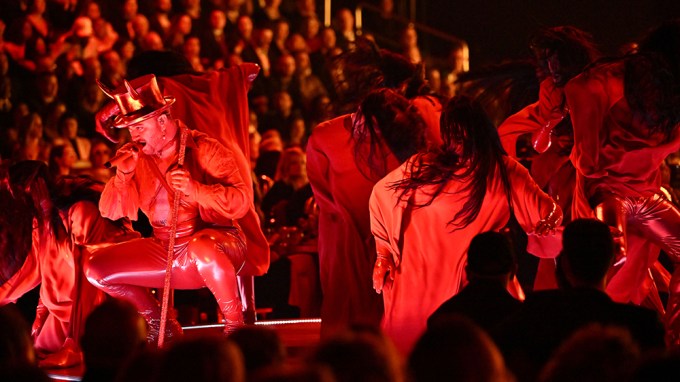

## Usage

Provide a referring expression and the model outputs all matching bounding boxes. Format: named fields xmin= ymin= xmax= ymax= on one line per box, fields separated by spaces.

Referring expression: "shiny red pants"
xmin=595 ymin=193 xmax=680 ymax=345
xmin=84 ymin=227 xmax=246 ymax=327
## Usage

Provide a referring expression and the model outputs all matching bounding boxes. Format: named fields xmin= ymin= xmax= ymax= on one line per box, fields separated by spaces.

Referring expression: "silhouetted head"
xmin=466 ymin=231 xmax=516 ymax=281
xmin=440 ymin=95 xmax=502 ymax=162
xmin=228 ymin=326 xmax=285 ymax=375
xmin=81 ymin=298 xmax=148 ymax=372
xmin=311 ymin=328 xmax=404 ymax=382
xmin=539 ymin=324 xmax=640 ymax=382
xmin=0 ymin=305 xmax=36 ymax=369
xmin=624 ymin=19 xmax=680 ymax=139
xmin=559 ymin=219 xmax=614 ymax=287
xmin=157 ymin=336 xmax=245 ymax=382
xmin=409 ymin=315 xmax=512 ymax=382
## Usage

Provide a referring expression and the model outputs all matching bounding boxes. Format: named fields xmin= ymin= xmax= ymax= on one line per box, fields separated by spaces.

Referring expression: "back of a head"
xmin=0 ymin=305 xmax=36 ymax=370
xmin=311 ymin=329 xmax=404 ymax=382
xmin=637 ymin=18 xmax=680 ymax=77
xmin=409 ymin=316 xmax=511 ymax=382
xmin=81 ymin=298 xmax=147 ymax=371
xmin=357 ymin=88 xmax=426 ymax=163
xmin=228 ymin=326 xmax=285 ymax=374
xmin=251 ymin=364 xmax=336 ymax=382
xmin=157 ymin=336 xmax=245 ymax=382
xmin=560 ymin=219 xmax=614 ymax=285
xmin=440 ymin=95 xmax=502 ymax=161
xmin=631 ymin=349 xmax=680 ymax=382
xmin=624 ymin=19 xmax=680 ymax=138
xmin=466 ymin=231 xmax=516 ymax=279
xmin=539 ymin=324 xmax=640 ymax=382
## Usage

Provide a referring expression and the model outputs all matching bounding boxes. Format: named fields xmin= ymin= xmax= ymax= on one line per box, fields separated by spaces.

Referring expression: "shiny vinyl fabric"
xmin=595 ymin=194 xmax=680 ymax=341
xmin=565 ymin=62 xmax=680 ymax=344
xmin=87 ymin=126 xmax=251 ymax=330
xmin=85 ymin=227 xmax=246 ymax=326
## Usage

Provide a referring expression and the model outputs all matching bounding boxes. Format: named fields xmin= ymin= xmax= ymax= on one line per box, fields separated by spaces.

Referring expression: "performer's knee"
xmin=188 ymin=234 xmax=219 ymax=264
xmin=83 ymin=251 xmax=109 ymax=289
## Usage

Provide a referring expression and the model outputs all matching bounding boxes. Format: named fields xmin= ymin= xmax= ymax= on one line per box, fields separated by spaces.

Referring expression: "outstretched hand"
xmin=534 ymin=203 xmax=563 ymax=236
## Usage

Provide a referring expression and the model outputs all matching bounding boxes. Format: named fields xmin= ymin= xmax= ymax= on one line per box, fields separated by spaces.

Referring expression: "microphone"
xmin=105 ymin=145 xmax=140 ymax=169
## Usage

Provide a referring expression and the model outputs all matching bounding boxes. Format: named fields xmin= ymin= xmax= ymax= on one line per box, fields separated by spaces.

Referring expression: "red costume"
xmin=306 ymin=114 xmax=398 ymax=337
xmin=498 ymin=78 xmax=573 ymax=288
xmin=370 ymin=154 xmax=559 ymax=355
xmin=565 ymin=62 xmax=680 ymax=340
xmin=85 ymin=70 xmax=268 ymax=340
xmin=1 ymin=169 xmax=138 ymax=367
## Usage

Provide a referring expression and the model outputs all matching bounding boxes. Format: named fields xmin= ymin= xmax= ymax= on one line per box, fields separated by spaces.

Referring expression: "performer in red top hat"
xmin=84 ymin=73 xmax=268 ymax=343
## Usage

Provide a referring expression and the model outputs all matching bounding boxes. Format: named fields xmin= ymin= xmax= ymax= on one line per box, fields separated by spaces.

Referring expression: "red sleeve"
xmin=565 ymin=71 xmax=609 ymax=178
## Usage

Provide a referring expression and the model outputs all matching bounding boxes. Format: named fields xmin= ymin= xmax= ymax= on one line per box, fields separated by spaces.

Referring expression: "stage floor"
xmin=46 ymin=318 xmax=321 ymax=381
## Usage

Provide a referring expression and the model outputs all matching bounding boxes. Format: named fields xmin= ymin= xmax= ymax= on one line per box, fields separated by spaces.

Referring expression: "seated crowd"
xmin=2 ymin=220 xmax=679 ymax=382
xmin=1 ymin=1 xmax=680 ymax=382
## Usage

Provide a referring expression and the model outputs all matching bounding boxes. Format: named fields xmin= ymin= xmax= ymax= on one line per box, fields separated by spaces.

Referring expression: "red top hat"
xmin=97 ymin=74 xmax=176 ymax=128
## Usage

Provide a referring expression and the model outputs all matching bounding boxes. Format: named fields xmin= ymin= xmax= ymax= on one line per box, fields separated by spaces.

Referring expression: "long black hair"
xmin=624 ymin=19 xmax=680 ymax=140
xmin=352 ymin=88 xmax=426 ymax=181
xmin=530 ymin=25 xmax=601 ymax=86
xmin=389 ymin=96 xmax=510 ymax=231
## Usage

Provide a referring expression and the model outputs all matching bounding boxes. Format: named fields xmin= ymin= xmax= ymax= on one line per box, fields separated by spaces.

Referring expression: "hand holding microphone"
xmin=106 ymin=143 xmax=141 ymax=173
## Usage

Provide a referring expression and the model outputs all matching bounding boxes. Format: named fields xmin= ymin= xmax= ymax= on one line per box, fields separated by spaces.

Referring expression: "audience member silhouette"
xmin=0 ymin=305 xmax=50 ymax=381
xmin=228 ymin=326 xmax=286 ymax=378
xmin=80 ymin=298 xmax=148 ymax=382
xmin=156 ymin=336 xmax=245 ymax=382
xmin=495 ymin=218 xmax=665 ymax=381
xmin=0 ymin=304 xmax=37 ymax=369
xmin=409 ymin=315 xmax=513 ymax=382
xmin=310 ymin=326 xmax=404 ymax=382
xmin=428 ymin=231 xmax=521 ymax=332
xmin=538 ymin=324 xmax=640 ymax=382
xmin=251 ymin=364 xmax=336 ymax=382
xmin=630 ymin=348 xmax=680 ymax=382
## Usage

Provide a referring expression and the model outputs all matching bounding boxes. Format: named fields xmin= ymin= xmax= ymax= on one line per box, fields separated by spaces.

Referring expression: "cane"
xmin=158 ymin=126 xmax=188 ymax=348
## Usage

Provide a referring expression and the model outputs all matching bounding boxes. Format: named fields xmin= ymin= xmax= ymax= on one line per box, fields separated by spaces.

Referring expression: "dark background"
xmin=339 ymin=0 xmax=680 ymax=67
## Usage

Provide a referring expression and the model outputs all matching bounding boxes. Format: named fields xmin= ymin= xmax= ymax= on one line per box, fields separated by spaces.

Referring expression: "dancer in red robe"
xmin=307 ymin=88 xmax=426 ymax=337
xmin=564 ymin=20 xmax=680 ymax=345
xmin=0 ymin=161 xmax=138 ymax=367
xmin=370 ymin=96 xmax=561 ymax=355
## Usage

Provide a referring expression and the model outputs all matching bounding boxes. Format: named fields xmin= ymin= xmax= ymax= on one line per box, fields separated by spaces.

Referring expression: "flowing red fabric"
xmin=97 ymin=64 xmax=269 ymax=275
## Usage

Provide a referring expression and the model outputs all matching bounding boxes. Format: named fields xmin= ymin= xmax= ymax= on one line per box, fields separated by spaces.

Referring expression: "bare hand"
xmin=168 ymin=168 xmax=196 ymax=197
xmin=372 ymin=254 xmax=395 ymax=294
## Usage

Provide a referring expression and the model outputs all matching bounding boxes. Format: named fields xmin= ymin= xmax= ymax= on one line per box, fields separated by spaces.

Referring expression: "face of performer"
xmin=128 ymin=113 xmax=173 ymax=156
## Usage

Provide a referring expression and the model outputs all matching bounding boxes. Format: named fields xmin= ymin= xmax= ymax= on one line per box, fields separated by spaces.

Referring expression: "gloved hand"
xmin=372 ymin=252 xmax=395 ymax=294
xmin=31 ymin=300 xmax=49 ymax=339
xmin=112 ymin=142 xmax=141 ymax=174
xmin=95 ymin=100 xmax=121 ymax=143
xmin=535 ymin=203 xmax=563 ymax=236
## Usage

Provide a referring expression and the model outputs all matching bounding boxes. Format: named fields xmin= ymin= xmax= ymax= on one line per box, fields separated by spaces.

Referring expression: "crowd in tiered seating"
xmin=1 ymin=1 xmax=680 ymax=381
